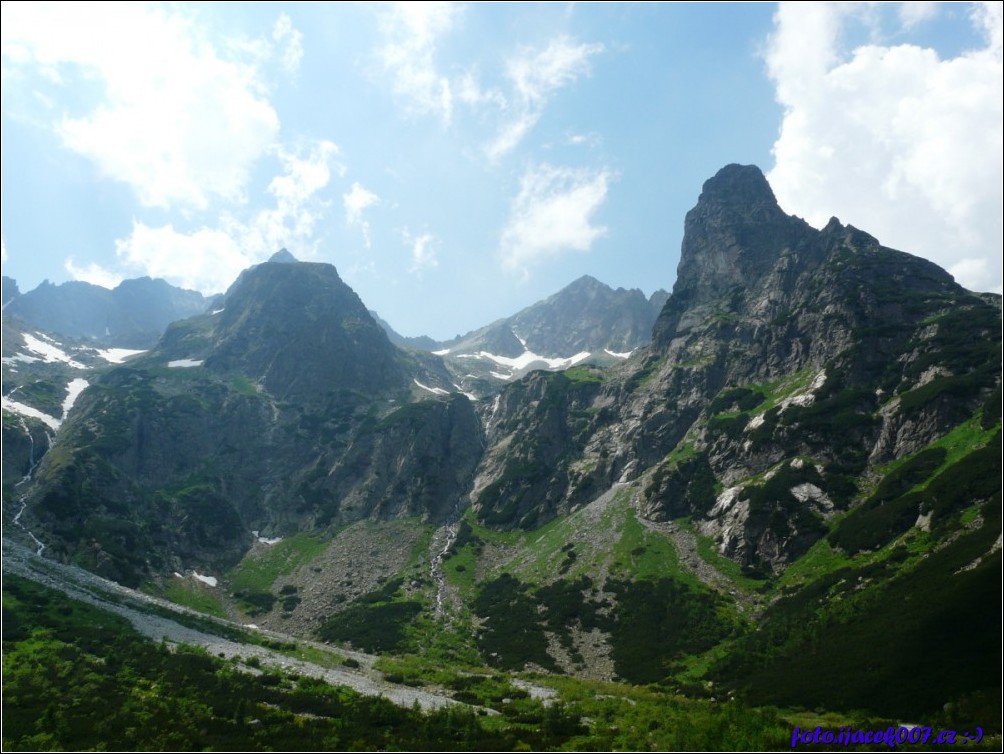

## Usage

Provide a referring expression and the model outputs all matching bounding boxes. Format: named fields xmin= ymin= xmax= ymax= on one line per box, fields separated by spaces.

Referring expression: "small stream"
xmin=11 ymin=417 xmax=47 ymax=555
xmin=430 ymin=499 xmax=463 ymax=620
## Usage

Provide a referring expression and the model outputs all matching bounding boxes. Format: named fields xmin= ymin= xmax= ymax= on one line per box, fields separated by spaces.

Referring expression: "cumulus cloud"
xmin=499 ymin=163 xmax=611 ymax=271
xmin=404 ymin=230 xmax=438 ymax=272
xmin=378 ymin=2 xmax=458 ymax=124
xmin=343 ymin=182 xmax=381 ymax=247
xmin=486 ymin=36 xmax=604 ymax=161
xmin=1 ymin=2 xmax=299 ymax=210
xmin=63 ymin=258 xmax=124 ymax=289
xmin=66 ymin=139 xmax=343 ymax=294
xmin=765 ymin=1 xmax=1003 ymax=293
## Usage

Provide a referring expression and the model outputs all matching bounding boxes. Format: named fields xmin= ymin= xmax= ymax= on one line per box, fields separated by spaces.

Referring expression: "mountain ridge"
xmin=4 ymin=164 xmax=999 ymax=728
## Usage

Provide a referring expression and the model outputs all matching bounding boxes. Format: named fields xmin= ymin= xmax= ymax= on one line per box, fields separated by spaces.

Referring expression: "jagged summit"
xmin=693 ymin=164 xmax=785 ymax=219
xmin=268 ymin=248 xmax=298 ymax=264
xmin=207 ymin=259 xmax=406 ymax=400
xmin=671 ymin=164 xmax=812 ymax=305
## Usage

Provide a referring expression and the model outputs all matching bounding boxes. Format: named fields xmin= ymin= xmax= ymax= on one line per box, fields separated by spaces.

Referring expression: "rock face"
xmin=4 ymin=276 xmax=210 ymax=348
xmin=206 ymin=261 xmax=409 ymax=402
xmin=444 ymin=275 xmax=667 ymax=358
xmin=21 ymin=258 xmax=481 ymax=585
xmin=473 ymin=164 xmax=1000 ymax=571
xmin=17 ymin=164 xmax=1001 ymax=584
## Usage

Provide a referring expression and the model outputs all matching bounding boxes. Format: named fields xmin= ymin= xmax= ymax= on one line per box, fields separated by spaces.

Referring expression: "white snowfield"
xmin=2 ymin=377 xmax=91 ymax=431
xmin=96 ymin=347 xmax=146 ymax=363
xmin=167 ymin=359 xmax=204 ymax=368
xmin=61 ymin=378 xmax=89 ymax=417
xmin=11 ymin=333 xmax=88 ymax=369
xmin=604 ymin=348 xmax=633 ymax=359
xmin=413 ymin=378 xmax=449 ymax=396
xmin=458 ymin=348 xmax=592 ymax=372
xmin=192 ymin=571 xmax=218 ymax=587
xmin=252 ymin=530 xmax=283 ymax=545
xmin=0 ymin=397 xmax=61 ymax=431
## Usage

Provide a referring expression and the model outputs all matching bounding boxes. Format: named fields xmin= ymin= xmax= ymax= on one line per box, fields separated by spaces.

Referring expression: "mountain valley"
xmin=3 ymin=164 xmax=1000 ymax=750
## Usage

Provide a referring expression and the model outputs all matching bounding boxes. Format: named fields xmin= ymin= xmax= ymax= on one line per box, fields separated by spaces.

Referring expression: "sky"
xmin=2 ymin=2 xmax=1001 ymax=341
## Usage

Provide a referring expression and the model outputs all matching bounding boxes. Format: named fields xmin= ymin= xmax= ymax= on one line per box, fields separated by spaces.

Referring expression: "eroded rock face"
xmin=21 ymin=258 xmax=482 ymax=585
xmin=474 ymin=164 xmax=1000 ymax=572
xmin=21 ymin=164 xmax=1001 ymax=584
xmin=207 ymin=261 xmax=410 ymax=402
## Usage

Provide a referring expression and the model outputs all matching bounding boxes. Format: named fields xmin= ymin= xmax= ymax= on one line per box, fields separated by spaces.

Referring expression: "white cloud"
xmin=378 ymin=2 xmax=458 ymax=124
xmin=404 ymin=230 xmax=438 ymax=271
xmin=898 ymin=2 xmax=938 ymax=30
xmin=765 ymin=1 xmax=1003 ymax=293
xmin=272 ymin=13 xmax=304 ymax=75
xmin=2 ymin=2 xmax=292 ymax=210
xmin=65 ymin=139 xmax=343 ymax=294
xmin=63 ymin=258 xmax=124 ymax=289
xmin=113 ymin=223 xmax=250 ymax=294
xmin=486 ymin=36 xmax=604 ymax=161
xmin=343 ymin=182 xmax=381 ymax=247
xmin=499 ymin=163 xmax=611 ymax=271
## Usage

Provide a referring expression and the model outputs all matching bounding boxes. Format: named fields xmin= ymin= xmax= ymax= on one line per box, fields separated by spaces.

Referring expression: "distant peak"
xmin=565 ymin=274 xmax=606 ymax=290
xmin=268 ymin=248 xmax=298 ymax=264
xmin=695 ymin=164 xmax=780 ymax=216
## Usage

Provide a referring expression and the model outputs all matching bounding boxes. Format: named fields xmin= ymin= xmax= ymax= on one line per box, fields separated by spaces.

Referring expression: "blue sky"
xmin=2 ymin=2 xmax=1001 ymax=340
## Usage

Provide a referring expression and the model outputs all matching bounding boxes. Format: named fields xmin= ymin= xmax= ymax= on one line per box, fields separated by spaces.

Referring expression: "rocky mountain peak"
xmin=1 ymin=275 xmax=20 ymax=306
xmin=672 ymin=164 xmax=810 ymax=304
xmin=268 ymin=248 xmax=298 ymax=264
xmin=207 ymin=260 xmax=407 ymax=400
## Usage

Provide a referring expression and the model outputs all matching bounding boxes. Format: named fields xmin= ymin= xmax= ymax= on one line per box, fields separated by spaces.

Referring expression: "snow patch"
xmin=168 ymin=359 xmax=203 ymax=368
xmin=452 ymin=383 xmax=477 ymax=401
xmin=512 ymin=330 xmax=528 ymax=349
xmin=61 ymin=378 xmax=89 ymax=418
xmin=252 ymin=530 xmax=283 ymax=545
xmin=1 ymin=398 xmax=61 ymax=430
xmin=477 ymin=349 xmax=591 ymax=371
xmin=21 ymin=333 xmax=86 ymax=369
xmin=604 ymin=348 xmax=632 ymax=359
xmin=192 ymin=572 xmax=218 ymax=587
xmin=413 ymin=378 xmax=449 ymax=396
xmin=173 ymin=571 xmax=185 ymax=578
xmin=490 ymin=370 xmax=513 ymax=380
xmin=211 ymin=308 xmax=225 ymax=315
xmin=432 ymin=348 xmax=451 ymax=356
xmin=96 ymin=348 xmax=146 ymax=364
xmin=2 ymin=353 xmax=40 ymax=365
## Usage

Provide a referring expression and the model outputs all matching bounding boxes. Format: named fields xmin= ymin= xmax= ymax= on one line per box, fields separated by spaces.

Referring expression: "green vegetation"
xmin=830 ymin=434 xmax=1000 ymax=554
xmin=612 ymin=514 xmax=700 ymax=587
xmin=228 ymin=375 xmax=259 ymax=395
xmin=624 ymin=354 xmax=665 ymax=392
xmin=562 ymin=365 xmax=603 ymax=383
xmin=316 ymin=579 xmax=423 ymax=653
xmin=471 ymin=566 xmax=736 ymax=685
xmin=675 ymin=519 xmax=769 ymax=592
xmin=2 ymin=576 xmax=591 ymax=751
xmin=708 ymin=386 xmax=766 ymax=415
xmin=7 ymin=379 xmax=65 ymax=418
xmin=161 ymin=578 xmax=228 ymax=618
xmin=229 ymin=532 xmax=327 ymax=593
xmin=711 ymin=510 xmax=1001 ymax=725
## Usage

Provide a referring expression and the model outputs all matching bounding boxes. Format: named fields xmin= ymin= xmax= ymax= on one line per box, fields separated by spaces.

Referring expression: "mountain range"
xmin=3 ymin=164 xmax=1000 ymax=738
